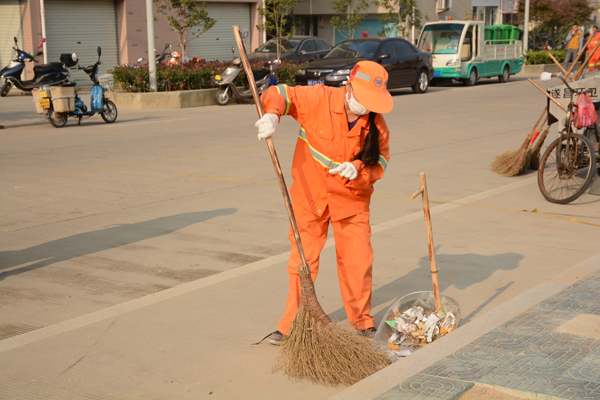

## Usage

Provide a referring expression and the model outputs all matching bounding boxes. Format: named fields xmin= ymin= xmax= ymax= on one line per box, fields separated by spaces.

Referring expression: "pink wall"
xmin=20 ymin=0 xmax=42 ymax=78
xmin=117 ymin=0 xmax=262 ymax=64
xmin=18 ymin=0 xmax=264 ymax=71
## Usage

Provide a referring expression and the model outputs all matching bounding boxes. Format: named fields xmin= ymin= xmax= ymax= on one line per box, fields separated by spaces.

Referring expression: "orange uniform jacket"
xmin=588 ymin=32 xmax=600 ymax=59
xmin=261 ymin=84 xmax=390 ymax=220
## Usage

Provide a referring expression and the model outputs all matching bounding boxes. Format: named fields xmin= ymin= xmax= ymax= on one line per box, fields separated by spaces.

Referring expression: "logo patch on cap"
xmin=374 ymin=76 xmax=384 ymax=88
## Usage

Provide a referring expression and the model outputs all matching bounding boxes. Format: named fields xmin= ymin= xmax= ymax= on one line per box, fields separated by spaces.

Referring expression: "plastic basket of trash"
xmin=374 ymin=291 xmax=461 ymax=346
xmin=99 ymin=74 xmax=114 ymax=91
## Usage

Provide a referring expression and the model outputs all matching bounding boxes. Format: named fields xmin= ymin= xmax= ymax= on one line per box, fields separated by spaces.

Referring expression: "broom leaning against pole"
xmin=232 ymin=26 xmax=389 ymax=386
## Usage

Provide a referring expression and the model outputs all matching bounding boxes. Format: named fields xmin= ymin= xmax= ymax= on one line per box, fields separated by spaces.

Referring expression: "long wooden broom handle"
xmin=528 ymin=79 xmax=569 ymax=113
xmin=232 ymin=26 xmax=310 ymax=272
xmin=547 ymin=53 xmax=574 ymax=82
xmin=559 ymin=33 xmax=594 ymax=80
xmin=410 ymin=173 xmax=441 ymax=312
xmin=575 ymin=34 xmax=600 ymax=80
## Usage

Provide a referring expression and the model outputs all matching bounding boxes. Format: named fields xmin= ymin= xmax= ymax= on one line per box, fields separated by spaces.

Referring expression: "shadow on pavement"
xmin=0 ymin=208 xmax=237 ymax=280
xmin=326 ymin=248 xmax=524 ymax=327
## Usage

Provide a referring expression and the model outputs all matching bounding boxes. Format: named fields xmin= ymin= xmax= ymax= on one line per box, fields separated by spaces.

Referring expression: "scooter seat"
xmin=34 ymin=62 xmax=63 ymax=74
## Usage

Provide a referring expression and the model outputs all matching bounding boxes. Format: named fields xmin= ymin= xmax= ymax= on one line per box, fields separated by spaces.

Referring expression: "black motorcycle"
xmin=0 ymin=37 xmax=70 ymax=96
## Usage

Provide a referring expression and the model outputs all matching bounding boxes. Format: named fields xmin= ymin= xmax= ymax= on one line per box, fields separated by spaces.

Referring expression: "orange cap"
xmin=348 ymin=61 xmax=394 ymax=114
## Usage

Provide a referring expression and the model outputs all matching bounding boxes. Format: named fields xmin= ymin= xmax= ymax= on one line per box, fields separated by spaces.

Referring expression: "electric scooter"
xmin=0 ymin=37 xmax=69 ymax=96
xmin=213 ymin=58 xmax=277 ymax=106
xmin=40 ymin=47 xmax=117 ymax=128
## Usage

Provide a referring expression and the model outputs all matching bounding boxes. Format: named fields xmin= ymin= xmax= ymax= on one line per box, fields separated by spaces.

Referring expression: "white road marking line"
xmin=0 ymin=177 xmax=536 ymax=353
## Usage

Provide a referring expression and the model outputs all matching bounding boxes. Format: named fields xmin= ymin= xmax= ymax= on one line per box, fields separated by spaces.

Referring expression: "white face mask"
xmin=346 ymin=86 xmax=370 ymax=115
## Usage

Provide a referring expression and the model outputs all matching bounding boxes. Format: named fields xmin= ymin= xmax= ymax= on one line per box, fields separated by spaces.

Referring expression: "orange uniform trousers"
xmin=278 ymin=203 xmax=374 ymax=335
xmin=588 ymin=33 xmax=600 ymax=71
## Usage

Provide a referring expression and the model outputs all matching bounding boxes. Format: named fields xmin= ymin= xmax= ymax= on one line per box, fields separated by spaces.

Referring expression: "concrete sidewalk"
xmin=332 ymin=253 xmax=600 ymax=400
xmin=1 ymin=76 xmax=599 ymax=399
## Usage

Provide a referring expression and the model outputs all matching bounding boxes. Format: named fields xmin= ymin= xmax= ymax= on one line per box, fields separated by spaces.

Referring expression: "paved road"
xmin=0 ymin=76 xmax=598 ymax=399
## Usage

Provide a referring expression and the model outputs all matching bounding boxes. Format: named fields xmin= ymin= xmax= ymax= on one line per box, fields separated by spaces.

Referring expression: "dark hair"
xmin=353 ymin=112 xmax=380 ymax=167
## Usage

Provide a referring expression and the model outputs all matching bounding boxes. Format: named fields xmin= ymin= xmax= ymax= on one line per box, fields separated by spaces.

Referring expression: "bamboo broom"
xmin=492 ymin=34 xmax=596 ymax=176
xmin=232 ymin=26 xmax=388 ymax=386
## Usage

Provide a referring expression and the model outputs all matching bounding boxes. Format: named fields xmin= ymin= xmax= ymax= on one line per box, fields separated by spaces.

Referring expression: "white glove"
xmin=255 ymin=113 xmax=279 ymax=141
xmin=329 ymin=162 xmax=358 ymax=180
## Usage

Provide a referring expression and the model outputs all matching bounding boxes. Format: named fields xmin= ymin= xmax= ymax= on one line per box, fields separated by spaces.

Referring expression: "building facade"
xmin=0 ymin=0 xmax=263 ymax=83
xmin=292 ymin=0 xmax=473 ymax=46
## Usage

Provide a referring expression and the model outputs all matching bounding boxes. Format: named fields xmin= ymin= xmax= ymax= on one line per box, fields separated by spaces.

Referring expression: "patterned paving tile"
xmin=375 ymin=270 xmax=600 ymax=400
xmin=374 ymin=376 xmax=473 ymax=400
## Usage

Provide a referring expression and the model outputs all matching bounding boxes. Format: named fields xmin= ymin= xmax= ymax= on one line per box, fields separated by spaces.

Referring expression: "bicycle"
xmin=537 ymin=73 xmax=599 ymax=204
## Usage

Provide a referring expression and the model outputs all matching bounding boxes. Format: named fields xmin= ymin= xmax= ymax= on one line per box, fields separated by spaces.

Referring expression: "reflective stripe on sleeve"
xmin=298 ymin=127 xmax=341 ymax=169
xmin=275 ymin=84 xmax=291 ymax=115
xmin=378 ymin=155 xmax=388 ymax=171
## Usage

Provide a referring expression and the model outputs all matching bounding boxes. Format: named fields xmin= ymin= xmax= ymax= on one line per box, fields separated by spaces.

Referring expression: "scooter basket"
xmin=50 ymin=86 xmax=76 ymax=113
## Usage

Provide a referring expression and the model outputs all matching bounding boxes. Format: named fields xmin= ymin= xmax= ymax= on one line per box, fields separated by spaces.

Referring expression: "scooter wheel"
xmin=1 ymin=81 xmax=12 ymax=97
xmin=214 ymin=87 xmax=230 ymax=106
xmin=48 ymin=109 xmax=68 ymax=128
xmin=101 ymin=100 xmax=118 ymax=123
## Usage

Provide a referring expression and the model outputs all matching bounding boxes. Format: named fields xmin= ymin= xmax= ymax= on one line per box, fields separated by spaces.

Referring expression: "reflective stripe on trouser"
xmin=589 ymin=57 xmax=600 ymax=70
xmin=278 ymin=204 xmax=374 ymax=335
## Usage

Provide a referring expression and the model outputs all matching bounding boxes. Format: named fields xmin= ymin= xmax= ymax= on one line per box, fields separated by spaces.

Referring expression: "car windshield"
xmin=255 ymin=38 xmax=299 ymax=53
xmin=418 ymin=24 xmax=465 ymax=54
xmin=324 ymin=41 xmax=380 ymax=59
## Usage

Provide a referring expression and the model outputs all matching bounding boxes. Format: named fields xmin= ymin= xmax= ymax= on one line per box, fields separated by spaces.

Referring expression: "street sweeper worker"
xmin=588 ymin=26 xmax=600 ymax=71
xmin=254 ymin=61 xmax=393 ymax=345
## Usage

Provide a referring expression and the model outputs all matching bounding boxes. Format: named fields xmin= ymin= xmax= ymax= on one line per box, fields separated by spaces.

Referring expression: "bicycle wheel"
xmin=538 ymin=133 xmax=597 ymax=204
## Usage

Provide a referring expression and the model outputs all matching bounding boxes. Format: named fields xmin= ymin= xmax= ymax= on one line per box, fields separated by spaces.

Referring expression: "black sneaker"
xmin=359 ymin=327 xmax=377 ymax=339
xmin=267 ymin=330 xmax=284 ymax=345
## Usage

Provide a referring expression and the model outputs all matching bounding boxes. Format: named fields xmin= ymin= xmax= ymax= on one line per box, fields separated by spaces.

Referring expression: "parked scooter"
xmin=156 ymin=43 xmax=172 ymax=64
xmin=1 ymin=37 xmax=69 ymax=96
xmin=213 ymin=58 xmax=277 ymax=106
xmin=37 ymin=47 xmax=117 ymax=128
xmin=135 ymin=43 xmax=174 ymax=66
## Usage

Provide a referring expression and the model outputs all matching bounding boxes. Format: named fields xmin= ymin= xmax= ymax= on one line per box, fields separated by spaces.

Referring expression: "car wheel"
xmin=463 ymin=69 xmax=477 ymax=86
xmin=412 ymin=70 xmax=429 ymax=94
xmin=498 ymin=65 xmax=510 ymax=83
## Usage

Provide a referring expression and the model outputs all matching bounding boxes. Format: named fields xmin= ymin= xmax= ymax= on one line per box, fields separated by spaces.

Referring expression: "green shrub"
xmin=110 ymin=59 xmax=308 ymax=92
xmin=525 ymin=49 xmax=567 ymax=65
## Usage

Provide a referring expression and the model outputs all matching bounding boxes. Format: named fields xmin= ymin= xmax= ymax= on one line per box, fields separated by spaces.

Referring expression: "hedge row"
xmin=524 ymin=49 xmax=567 ymax=65
xmin=110 ymin=60 xmax=307 ymax=92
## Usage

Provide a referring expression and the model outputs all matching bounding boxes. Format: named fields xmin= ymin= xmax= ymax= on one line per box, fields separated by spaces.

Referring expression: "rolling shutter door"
xmin=0 ymin=0 xmax=23 ymax=73
xmin=45 ymin=0 xmax=118 ymax=85
xmin=188 ymin=2 xmax=251 ymax=61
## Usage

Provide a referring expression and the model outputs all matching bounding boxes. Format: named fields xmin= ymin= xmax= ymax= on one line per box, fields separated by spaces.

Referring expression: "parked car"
xmin=295 ymin=37 xmax=433 ymax=94
xmin=248 ymin=36 xmax=332 ymax=62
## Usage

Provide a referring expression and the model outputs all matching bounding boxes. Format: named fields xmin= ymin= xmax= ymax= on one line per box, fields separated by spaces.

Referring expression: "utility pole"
xmin=146 ymin=0 xmax=157 ymax=92
xmin=39 ymin=0 xmax=48 ymax=64
xmin=523 ymin=0 xmax=530 ymax=54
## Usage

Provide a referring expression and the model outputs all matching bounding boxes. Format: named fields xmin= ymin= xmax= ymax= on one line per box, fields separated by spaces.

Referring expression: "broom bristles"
xmin=275 ymin=306 xmax=390 ymax=386
xmin=491 ymin=133 xmax=532 ymax=176
xmin=274 ymin=266 xmax=390 ymax=386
